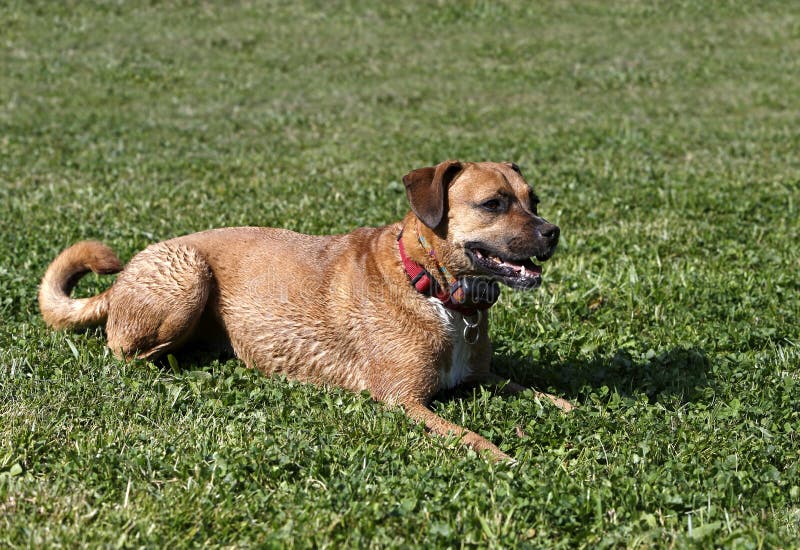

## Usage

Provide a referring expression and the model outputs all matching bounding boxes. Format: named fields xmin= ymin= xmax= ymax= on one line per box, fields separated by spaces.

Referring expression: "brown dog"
xmin=39 ymin=160 xmax=572 ymax=462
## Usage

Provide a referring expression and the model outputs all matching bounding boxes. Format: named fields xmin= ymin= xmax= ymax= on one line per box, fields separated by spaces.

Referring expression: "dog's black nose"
xmin=540 ymin=223 xmax=560 ymax=241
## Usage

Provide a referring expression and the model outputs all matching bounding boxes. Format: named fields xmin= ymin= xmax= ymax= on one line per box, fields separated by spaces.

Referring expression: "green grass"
xmin=2 ymin=0 xmax=799 ymax=547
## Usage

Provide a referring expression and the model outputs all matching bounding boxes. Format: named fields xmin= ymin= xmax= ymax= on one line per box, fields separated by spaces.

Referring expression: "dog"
xmin=39 ymin=160 xmax=572 ymax=462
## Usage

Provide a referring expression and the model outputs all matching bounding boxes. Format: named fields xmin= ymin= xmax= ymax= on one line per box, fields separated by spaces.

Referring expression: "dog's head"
xmin=403 ymin=160 xmax=560 ymax=290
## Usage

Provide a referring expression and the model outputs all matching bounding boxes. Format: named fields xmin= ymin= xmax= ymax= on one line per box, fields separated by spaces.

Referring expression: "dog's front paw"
xmin=532 ymin=390 xmax=575 ymax=412
xmin=551 ymin=396 xmax=575 ymax=412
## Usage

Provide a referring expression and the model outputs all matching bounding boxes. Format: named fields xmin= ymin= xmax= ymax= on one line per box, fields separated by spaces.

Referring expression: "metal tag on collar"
xmin=463 ymin=310 xmax=482 ymax=345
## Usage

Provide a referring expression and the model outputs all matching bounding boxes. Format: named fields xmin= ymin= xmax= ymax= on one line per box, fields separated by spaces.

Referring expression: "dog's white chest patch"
xmin=428 ymin=298 xmax=476 ymax=390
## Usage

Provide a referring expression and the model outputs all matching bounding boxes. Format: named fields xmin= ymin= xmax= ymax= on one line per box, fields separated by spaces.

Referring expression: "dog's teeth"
xmin=521 ymin=266 xmax=526 ymax=277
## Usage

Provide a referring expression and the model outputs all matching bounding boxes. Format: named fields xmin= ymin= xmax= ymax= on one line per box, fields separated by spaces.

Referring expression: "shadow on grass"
xmin=151 ymin=347 xmax=236 ymax=371
xmin=144 ymin=335 xmax=711 ymax=409
xmin=490 ymin=346 xmax=712 ymax=406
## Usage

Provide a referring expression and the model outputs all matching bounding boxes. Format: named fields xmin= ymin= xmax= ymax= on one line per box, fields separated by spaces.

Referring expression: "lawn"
xmin=1 ymin=0 xmax=799 ymax=547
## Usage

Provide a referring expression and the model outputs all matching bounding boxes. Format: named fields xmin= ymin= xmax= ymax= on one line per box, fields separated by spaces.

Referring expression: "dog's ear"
xmin=505 ymin=161 xmax=522 ymax=174
xmin=402 ymin=160 xmax=463 ymax=229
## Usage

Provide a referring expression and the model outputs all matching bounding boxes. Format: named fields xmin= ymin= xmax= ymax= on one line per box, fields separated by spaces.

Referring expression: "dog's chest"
xmin=428 ymin=299 xmax=481 ymax=390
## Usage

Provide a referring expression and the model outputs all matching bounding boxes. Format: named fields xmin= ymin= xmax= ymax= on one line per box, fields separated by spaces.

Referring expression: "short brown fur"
xmin=39 ymin=161 xmax=572 ymax=462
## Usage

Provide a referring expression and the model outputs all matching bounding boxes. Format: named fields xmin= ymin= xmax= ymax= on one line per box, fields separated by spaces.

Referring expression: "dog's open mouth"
xmin=466 ymin=247 xmax=543 ymax=290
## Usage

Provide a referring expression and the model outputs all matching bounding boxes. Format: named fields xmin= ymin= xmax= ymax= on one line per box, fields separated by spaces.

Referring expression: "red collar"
xmin=397 ymin=228 xmax=498 ymax=316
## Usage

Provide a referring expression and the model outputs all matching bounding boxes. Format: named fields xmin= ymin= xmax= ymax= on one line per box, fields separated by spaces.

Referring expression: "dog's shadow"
xmin=155 ymin=339 xmax=712 ymax=409
xmin=440 ymin=346 xmax=712 ymax=407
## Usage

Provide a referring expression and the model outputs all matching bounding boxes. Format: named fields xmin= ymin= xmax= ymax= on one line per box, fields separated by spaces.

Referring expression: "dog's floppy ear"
xmin=402 ymin=160 xmax=463 ymax=229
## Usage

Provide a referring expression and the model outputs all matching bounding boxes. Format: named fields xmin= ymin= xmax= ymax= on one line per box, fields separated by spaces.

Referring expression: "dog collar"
xmin=397 ymin=226 xmax=500 ymax=316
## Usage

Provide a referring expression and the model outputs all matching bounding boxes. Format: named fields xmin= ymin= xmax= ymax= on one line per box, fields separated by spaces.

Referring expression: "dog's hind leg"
xmin=105 ymin=242 xmax=213 ymax=360
xmin=402 ymin=401 xmax=514 ymax=463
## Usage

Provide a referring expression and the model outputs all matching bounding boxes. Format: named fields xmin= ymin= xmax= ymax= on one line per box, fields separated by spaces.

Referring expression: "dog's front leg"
xmin=401 ymin=401 xmax=514 ymax=463
xmin=482 ymin=373 xmax=574 ymax=412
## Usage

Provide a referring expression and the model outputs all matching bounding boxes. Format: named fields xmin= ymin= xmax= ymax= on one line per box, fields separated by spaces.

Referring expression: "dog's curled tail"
xmin=39 ymin=241 xmax=123 ymax=330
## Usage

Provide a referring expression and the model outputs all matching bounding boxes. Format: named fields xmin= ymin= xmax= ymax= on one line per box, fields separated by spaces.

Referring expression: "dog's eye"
xmin=480 ymin=199 xmax=504 ymax=213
